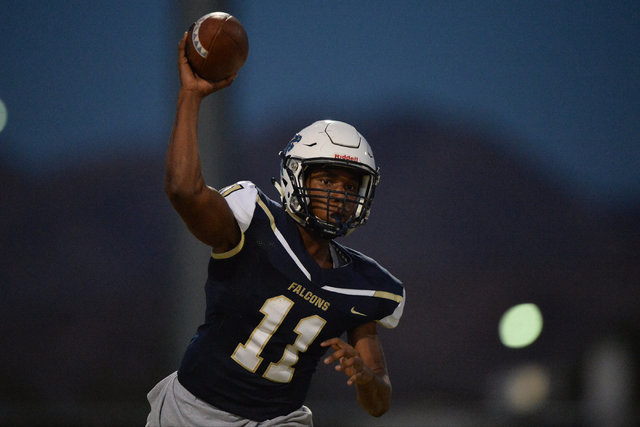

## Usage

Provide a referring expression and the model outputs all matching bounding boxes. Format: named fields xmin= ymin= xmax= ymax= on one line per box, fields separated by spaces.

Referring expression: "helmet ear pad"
xmin=277 ymin=120 xmax=380 ymax=239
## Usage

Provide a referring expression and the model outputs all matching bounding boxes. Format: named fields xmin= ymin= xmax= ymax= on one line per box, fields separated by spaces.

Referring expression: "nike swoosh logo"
xmin=350 ymin=306 xmax=366 ymax=316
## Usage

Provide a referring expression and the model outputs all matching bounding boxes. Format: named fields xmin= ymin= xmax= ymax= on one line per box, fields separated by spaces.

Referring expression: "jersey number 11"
xmin=231 ymin=295 xmax=327 ymax=383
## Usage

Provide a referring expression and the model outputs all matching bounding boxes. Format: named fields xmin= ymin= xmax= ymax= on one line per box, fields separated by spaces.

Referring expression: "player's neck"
xmin=296 ymin=224 xmax=333 ymax=269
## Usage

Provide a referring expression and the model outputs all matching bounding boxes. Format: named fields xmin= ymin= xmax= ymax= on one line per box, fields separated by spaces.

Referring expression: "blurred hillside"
xmin=1 ymin=113 xmax=638 ymax=425
xmin=1 ymin=151 xmax=175 ymax=424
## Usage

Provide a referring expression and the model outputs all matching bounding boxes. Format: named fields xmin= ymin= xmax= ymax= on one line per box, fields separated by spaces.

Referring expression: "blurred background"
xmin=1 ymin=1 xmax=639 ymax=425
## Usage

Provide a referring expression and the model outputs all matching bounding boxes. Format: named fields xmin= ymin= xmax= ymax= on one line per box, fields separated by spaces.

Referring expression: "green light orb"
xmin=499 ymin=303 xmax=543 ymax=348
xmin=0 ymin=99 xmax=6 ymax=133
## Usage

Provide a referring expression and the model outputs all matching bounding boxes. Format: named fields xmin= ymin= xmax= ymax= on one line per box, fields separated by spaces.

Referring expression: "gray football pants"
xmin=146 ymin=371 xmax=314 ymax=427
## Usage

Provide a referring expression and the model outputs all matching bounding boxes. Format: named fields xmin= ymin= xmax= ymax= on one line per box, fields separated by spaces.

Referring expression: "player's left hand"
xmin=321 ymin=337 xmax=375 ymax=386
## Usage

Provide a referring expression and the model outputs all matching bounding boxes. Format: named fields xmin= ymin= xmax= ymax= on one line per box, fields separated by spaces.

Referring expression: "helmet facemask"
xmin=291 ymin=162 xmax=376 ymax=238
xmin=277 ymin=120 xmax=380 ymax=239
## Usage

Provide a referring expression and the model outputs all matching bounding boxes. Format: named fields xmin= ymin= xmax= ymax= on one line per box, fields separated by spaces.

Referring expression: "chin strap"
xmin=328 ymin=213 xmax=350 ymax=237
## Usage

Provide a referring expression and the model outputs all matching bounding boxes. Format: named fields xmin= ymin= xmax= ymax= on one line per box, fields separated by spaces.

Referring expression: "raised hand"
xmin=177 ymin=32 xmax=236 ymax=97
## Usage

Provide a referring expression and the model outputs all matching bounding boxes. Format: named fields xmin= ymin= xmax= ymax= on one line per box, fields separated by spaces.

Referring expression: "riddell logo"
xmin=335 ymin=153 xmax=358 ymax=162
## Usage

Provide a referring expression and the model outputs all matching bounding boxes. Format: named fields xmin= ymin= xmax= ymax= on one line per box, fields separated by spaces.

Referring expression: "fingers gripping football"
xmin=177 ymin=33 xmax=236 ymax=96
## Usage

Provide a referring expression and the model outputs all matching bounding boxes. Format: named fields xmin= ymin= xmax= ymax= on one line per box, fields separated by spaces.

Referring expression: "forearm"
xmin=165 ymin=90 xmax=208 ymax=199
xmin=355 ymin=372 xmax=391 ymax=417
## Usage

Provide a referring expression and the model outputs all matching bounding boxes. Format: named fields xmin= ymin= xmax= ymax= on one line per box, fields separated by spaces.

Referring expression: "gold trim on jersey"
xmin=373 ymin=290 xmax=404 ymax=303
xmin=211 ymin=232 xmax=245 ymax=259
xmin=219 ymin=183 xmax=244 ymax=197
xmin=257 ymin=197 xmax=277 ymax=231
xmin=256 ymin=196 xmax=312 ymax=281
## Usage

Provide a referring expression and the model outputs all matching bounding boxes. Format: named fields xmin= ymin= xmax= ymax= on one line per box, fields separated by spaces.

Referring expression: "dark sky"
xmin=1 ymin=1 xmax=638 ymax=206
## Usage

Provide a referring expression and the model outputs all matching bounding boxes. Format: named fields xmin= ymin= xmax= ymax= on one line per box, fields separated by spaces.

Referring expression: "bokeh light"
xmin=502 ymin=363 xmax=551 ymax=414
xmin=499 ymin=303 xmax=543 ymax=348
xmin=0 ymin=98 xmax=7 ymax=133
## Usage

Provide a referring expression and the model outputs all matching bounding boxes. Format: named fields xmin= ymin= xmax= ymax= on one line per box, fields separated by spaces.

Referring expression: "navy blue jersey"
xmin=178 ymin=181 xmax=405 ymax=421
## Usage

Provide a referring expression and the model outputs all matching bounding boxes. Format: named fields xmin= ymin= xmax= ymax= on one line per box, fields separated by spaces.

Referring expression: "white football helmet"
xmin=276 ymin=120 xmax=380 ymax=238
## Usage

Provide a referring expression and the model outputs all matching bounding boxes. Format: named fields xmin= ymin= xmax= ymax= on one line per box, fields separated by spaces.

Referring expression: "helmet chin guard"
xmin=276 ymin=120 xmax=380 ymax=239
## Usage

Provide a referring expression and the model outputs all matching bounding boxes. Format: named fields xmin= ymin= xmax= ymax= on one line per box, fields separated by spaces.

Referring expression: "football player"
xmin=146 ymin=33 xmax=405 ymax=426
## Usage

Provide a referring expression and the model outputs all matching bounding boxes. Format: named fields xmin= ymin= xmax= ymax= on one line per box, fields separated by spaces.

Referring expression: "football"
xmin=185 ymin=12 xmax=249 ymax=82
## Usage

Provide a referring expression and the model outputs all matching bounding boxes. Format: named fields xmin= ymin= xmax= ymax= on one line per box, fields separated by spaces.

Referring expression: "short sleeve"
xmin=218 ymin=181 xmax=258 ymax=233
xmin=377 ymin=288 xmax=406 ymax=329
